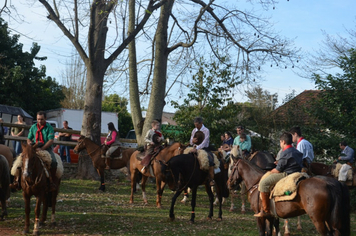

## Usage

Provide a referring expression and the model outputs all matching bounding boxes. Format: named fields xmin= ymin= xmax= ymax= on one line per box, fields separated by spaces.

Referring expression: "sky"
xmin=4 ymin=0 xmax=356 ymax=111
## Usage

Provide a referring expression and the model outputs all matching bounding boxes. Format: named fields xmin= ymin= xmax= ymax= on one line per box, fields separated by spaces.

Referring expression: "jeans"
xmin=60 ymin=145 xmax=71 ymax=163
xmin=12 ymin=140 xmax=22 ymax=156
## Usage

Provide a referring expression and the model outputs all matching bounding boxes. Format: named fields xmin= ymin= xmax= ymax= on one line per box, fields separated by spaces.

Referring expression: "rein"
xmin=230 ymin=159 xmax=259 ymax=196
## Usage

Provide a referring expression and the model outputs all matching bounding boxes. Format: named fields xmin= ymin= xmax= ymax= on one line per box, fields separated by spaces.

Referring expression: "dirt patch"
xmin=0 ymin=227 xmax=18 ymax=235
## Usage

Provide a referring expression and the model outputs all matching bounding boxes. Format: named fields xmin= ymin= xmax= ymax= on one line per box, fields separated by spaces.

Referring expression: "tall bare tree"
xmin=128 ymin=0 xmax=301 ymax=144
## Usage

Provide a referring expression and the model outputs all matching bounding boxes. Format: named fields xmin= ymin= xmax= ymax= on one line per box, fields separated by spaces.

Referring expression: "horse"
xmin=73 ymin=136 xmax=135 ymax=191
xmin=160 ymin=153 xmax=229 ymax=223
xmin=129 ymin=142 xmax=185 ymax=208
xmin=227 ymin=158 xmax=350 ymax=236
xmin=19 ymin=143 xmax=62 ymax=235
xmin=227 ymin=146 xmax=276 ymax=213
xmin=0 ymin=144 xmax=16 ymax=171
xmin=0 ymin=154 xmax=10 ymax=220
xmin=309 ymin=162 xmax=356 ymax=187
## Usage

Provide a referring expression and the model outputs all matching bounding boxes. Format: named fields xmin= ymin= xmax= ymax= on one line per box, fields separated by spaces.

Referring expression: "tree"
xmin=0 ymin=18 xmax=64 ymax=116
xmin=128 ymin=0 xmax=300 ymax=146
xmin=172 ymin=57 xmax=241 ymax=148
xmin=102 ymin=94 xmax=133 ymax=138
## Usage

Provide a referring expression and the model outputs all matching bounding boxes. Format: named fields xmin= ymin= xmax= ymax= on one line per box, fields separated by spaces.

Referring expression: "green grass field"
xmin=1 ymin=174 xmax=356 ymax=235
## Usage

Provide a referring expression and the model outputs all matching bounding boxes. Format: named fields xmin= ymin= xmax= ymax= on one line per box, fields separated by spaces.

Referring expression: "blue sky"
xmin=6 ymin=0 xmax=356 ymax=110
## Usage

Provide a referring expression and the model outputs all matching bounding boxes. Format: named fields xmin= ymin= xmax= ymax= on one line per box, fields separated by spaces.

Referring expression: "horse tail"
xmin=329 ymin=179 xmax=350 ymax=235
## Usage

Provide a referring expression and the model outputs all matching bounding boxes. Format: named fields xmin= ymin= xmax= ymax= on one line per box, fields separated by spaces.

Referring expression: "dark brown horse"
xmin=73 ymin=136 xmax=135 ymax=191
xmin=129 ymin=142 xmax=185 ymax=208
xmin=0 ymin=154 xmax=10 ymax=221
xmin=228 ymin=158 xmax=350 ymax=236
xmin=160 ymin=153 xmax=229 ymax=223
xmin=309 ymin=162 xmax=356 ymax=187
xmin=0 ymin=144 xmax=15 ymax=170
xmin=20 ymin=143 xmax=62 ymax=235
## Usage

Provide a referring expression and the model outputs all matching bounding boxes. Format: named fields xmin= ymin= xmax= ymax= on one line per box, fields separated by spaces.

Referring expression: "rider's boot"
xmin=254 ymin=192 xmax=272 ymax=217
xmin=105 ymin=158 xmax=111 ymax=170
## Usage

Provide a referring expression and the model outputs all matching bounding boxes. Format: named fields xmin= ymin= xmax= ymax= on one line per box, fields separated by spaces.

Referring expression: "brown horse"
xmin=228 ymin=158 xmax=350 ymax=236
xmin=0 ymin=144 xmax=16 ymax=170
xmin=309 ymin=162 xmax=356 ymax=187
xmin=73 ymin=136 xmax=135 ymax=191
xmin=129 ymin=142 xmax=185 ymax=208
xmin=20 ymin=143 xmax=62 ymax=235
xmin=0 ymin=154 xmax=10 ymax=221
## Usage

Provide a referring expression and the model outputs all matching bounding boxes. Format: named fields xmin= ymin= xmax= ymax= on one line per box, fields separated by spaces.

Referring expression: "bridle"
xmin=77 ymin=138 xmax=101 ymax=156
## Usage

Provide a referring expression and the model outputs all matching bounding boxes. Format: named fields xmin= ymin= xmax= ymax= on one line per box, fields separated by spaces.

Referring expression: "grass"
xmin=2 ymin=173 xmax=356 ymax=236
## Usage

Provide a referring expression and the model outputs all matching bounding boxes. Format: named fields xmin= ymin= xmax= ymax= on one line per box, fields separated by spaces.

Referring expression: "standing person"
xmin=58 ymin=120 xmax=72 ymax=163
xmin=0 ymin=118 xmax=5 ymax=145
xmin=254 ymin=132 xmax=303 ymax=218
xmin=336 ymin=141 xmax=354 ymax=182
xmin=11 ymin=114 xmax=26 ymax=155
xmin=103 ymin=122 xmax=121 ymax=170
xmin=289 ymin=127 xmax=314 ymax=165
xmin=233 ymin=125 xmax=251 ymax=153
xmin=189 ymin=117 xmax=215 ymax=186
xmin=11 ymin=111 xmax=56 ymax=191
xmin=141 ymin=120 xmax=164 ymax=174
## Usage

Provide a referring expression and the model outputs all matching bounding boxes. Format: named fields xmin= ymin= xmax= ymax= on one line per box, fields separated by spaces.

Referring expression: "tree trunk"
xmin=142 ymin=0 xmax=174 ymax=139
xmin=77 ymin=151 xmax=99 ymax=180
xmin=128 ymin=0 xmax=143 ymax=145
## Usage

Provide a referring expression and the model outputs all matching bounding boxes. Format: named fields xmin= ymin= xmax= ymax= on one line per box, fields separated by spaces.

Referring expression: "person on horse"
xmin=254 ymin=132 xmax=303 ymax=218
xmin=335 ymin=141 xmax=354 ymax=182
xmin=289 ymin=126 xmax=314 ymax=170
xmin=103 ymin=122 xmax=121 ymax=170
xmin=189 ymin=117 xmax=216 ymax=186
xmin=11 ymin=111 xmax=57 ymax=192
xmin=233 ymin=125 xmax=251 ymax=159
xmin=141 ymin=120 xmax=164 ymax=174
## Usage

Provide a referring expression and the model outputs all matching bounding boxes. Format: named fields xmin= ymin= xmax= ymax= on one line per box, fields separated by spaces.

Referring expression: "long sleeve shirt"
xmin=233 ymin=134 xmax=251 ymax=152
xmin=276 ymin=145 xmax=303 ymax=175
xmin=190 ymin=124 xmax=210 ymax=150
xmin=296 ymin=138 xmax=314 ymax=164
xmin=340 ymin=146 xmax=355 ymax=163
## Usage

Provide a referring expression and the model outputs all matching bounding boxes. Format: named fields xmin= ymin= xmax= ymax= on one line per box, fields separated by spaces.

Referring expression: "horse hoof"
xmin=284 ymin=233 xmax=290 ymax=236
xmin=206 ymin=216 xmax=212 ymax=221
xmin=33 ymin=230 xmax=39 ymax=236
xmin=216 ymin=217 xmax=222 ymax=222
xmin=156 ymin=205 xmax=162 ymax=209
xmin=189 ymin=220 xmax=194 ymax=224
xmin=169 ymin=217 xmax=175 ymax=222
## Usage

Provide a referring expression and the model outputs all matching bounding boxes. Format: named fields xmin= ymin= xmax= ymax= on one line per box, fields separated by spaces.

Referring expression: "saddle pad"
xmin=272 ymin=172 xmax=309 ymax=202
xmin=333 ymin=163 xmax=353 ymax=180
xmin=183 ymin=147 xmax=219 ymax=171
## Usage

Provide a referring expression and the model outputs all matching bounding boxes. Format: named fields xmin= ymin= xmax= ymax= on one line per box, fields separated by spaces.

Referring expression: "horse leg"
xmin=130 ymin=169 xmax=138 ymax=204
xmin=50 ymin=191 xmax=58 ymax=226
xmin=297 ymin=216 xmax=302 ymax=231
xmin=256 ymin=217 xmax=267 ymax=236
xmin=205 ymin=184 xmax=214 ymax=220
xmin=190 ymin=187 xmax=199 ymax=223
xmin=180 ymin=188 xmax=189 ymax=203
xmin=0 ymin=197 xmax=7 ymax=221
xmin=169 ymin=188 xmax=183 ymax=221
xmin=40 ymin=193 xmax=49 ymax=226
xmin=33 ymin=196 xmax=42 ymax=236
xmin=240 ymin=183 xmax=246 ymax=214
xmin=156 ymin=178 xmax=165 ymax=208
xmin=284 ymin=219 xmax=290 ymax=236
xmin=97 ymin=168 xmax=105 ymax=192
xmin=229 ymin=189 xmax=235 ymax=212
xmin=23 ymin=195 xmax=30 ymax=234
xmin=214 ymin=180 xmax=223 ymax=221
xmin=141 ymin=175 xmax=149 ymax=204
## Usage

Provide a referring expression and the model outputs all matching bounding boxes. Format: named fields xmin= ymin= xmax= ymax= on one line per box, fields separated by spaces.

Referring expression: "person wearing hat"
xmin=189 ymin=117 xmax=215 ymax=186
xmin=103 ymin=122 xmax=121 ymax=169
xmin=141 ymin=120 xmax=164 ymax=174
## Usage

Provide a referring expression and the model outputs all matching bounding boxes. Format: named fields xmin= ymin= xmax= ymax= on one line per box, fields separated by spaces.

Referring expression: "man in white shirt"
xmin=289 ymin=127 xmax=314 ymax=166
xmin=189 ymin=117 xmax=215 ymax=186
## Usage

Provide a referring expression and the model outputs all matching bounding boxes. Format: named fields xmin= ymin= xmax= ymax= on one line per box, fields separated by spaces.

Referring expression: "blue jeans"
xmin=60 ymin=145 xmax=71 ymax=163
xmin=12 ymin=140 xmax=22 ymax=156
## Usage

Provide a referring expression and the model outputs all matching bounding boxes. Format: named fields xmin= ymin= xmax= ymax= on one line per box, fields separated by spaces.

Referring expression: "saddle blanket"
xmin=259 ymin=171 xmax=309 ymax=202
xmin=184 ymin=147 xmax=219 ymax=171
xmin=333 ymin=163 xmax=353 ymax=181
xmin=102 ymin=153 xmax=123 ymax=159
xmin=11 ymin=151 xmax=64 ymax=179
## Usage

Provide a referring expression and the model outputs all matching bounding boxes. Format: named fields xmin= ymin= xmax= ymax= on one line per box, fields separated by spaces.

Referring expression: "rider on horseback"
xmin=254 ymin=132 xmax=303 ymax=218
xmin=103 ymin=122 xmax=121 ymax=170
xmin=141 ymin=120 xmax=164 ymax=174
xmin=10 ymin=111 xmax=57 ymax=192
xmin=189 ymin=117 xmax=215 ymax=186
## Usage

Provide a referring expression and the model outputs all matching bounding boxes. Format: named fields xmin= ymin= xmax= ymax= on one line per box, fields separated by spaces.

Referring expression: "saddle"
xmin=260 ymin=172 xmax=309 ymax=202
xmin=101 ymin=145 xmax=122 ymax=159
xmin=183 ymin=147 xmax=219 ymax=171
xmin=333 ymin=163 xmax=353 ymax=181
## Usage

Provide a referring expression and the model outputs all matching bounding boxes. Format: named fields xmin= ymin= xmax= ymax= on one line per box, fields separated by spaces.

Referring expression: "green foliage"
xmin=311 ymin=48 xmax=356 ymax=150
xmin=0 ymin=18 xmax=64 ymax=116
xmin=102 ymin=94 xmax=133 ymax=137
xmin=172 ymin=58 xmax=242 ymax=148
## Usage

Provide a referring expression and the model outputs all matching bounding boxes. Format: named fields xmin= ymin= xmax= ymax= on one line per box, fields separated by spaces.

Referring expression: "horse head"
xmin=227 ymin=158 xmax=243 ymax=190
xmin=73 ymin=135 xmax=87 ymax=154
xmin=21 ymin=144 xmax=38 ymax=182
